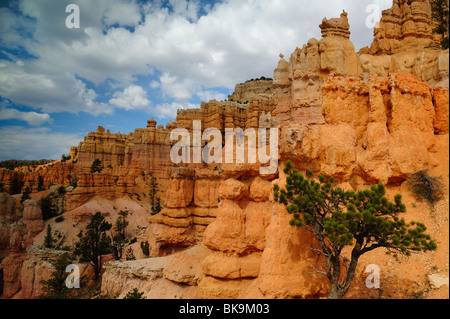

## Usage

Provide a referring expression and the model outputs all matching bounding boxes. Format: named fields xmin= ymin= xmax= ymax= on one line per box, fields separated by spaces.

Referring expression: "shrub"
xmin=55 ymin=216 xmax=64 ymax=223
xmin=90 ymin=159 xmax=103 ymax=173
xmin=124 ymin=288 xmax=144 ymax=299
xmin=407 ymin=169 xmax=445 ymax=205
xmin=125 ymin=247 xmax=136 ymax=260
xmin=140 ymin=241 xmax=150 ymax=256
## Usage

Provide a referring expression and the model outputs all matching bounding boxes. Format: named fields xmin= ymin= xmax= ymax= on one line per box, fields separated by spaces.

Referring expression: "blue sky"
xmin=0 ymin=0 xmax=392 ymax=160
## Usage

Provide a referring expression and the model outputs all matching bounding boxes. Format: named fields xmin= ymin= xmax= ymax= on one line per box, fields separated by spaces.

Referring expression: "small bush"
xmin=55 ymin=216 xmax=64 ymax=223
xmin=407 ymin=170 xmax=445 ymax=205
xmin=124 ymin=288 xmax=144 ymax=299
xmin=125 ymin=247 xmax=136 ymax=260
xmin=140 ymin=241 xmax=150 ymax=256
xmin=90 ymin=159 xmax=103 ymax=173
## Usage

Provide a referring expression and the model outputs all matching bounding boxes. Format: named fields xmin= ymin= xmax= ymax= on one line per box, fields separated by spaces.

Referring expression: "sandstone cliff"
xmin=0 ymin=0 xmax=448 ymax=299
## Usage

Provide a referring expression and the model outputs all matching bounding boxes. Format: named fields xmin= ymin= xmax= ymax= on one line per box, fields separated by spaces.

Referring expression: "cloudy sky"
xmin=0 ymin=0 xmax=392 ymax=161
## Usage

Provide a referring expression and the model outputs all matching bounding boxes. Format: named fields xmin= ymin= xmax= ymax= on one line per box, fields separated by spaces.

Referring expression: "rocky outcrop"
xmin=19 ymin=245 xmax=76 ymax=299
xmin=101 ymin=244 xmax=211 ymax=299
xmin=366 ymin=0 xmax=440 ymax=55
xmin=1 ymin=0 xmax=449 ymax=300
xmin=273 ymin=10 xmax=360 ymax=127
xmin=228 ymin=79 xmax=274 ymax=104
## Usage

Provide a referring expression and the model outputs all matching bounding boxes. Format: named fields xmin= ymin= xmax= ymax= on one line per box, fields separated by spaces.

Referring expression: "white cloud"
xmin=168 ymin=0 xmax=200 ymax=21
xmin=0 ymin=0 xmax=393 ymax=118
xmin=109 ymin=84 xmax=150 ymax=110
xmin=0 ymin=60 xmax=113 ymax=116
xmin=103 ymin=0 xmax=142 ymax=27
xmin=159 ymin=73 xmax=198 ymax=101
xmin=0 ymin=108 xmax=53 ymax=126
xmin=149 ymin=80 xmax=160 ymax=89
xmin=197 ymin=90 xmax=227 ymax=102
xmin=154 ymin=101 xmax=198 ymax=119
xmin=0 ymin=126 xmax=84 ymax=161
xmin=0 ymin=7 xmax=35 ymax=50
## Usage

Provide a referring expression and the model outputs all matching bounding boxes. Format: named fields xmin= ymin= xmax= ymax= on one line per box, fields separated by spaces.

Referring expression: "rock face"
xmin=367 ymin=0 xmax=440 ymax=55
xmin=101 ymin=244 xmax=210 ymax=299
xmin=228 ymin=79 xmax=274 ymax=104
xmin=1 ymin=0 xmax=449 ymax=300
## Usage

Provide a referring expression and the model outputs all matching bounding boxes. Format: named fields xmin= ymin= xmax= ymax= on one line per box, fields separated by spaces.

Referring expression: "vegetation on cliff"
xmin=74 ymin=212 xmax=112 ymax=279
xmin=431 ymin=0 xmax=449 ymax=49
xmin=0 ymin=159 xmax=53 ymax=170
xmin=274 ymin=161 xmax=437 ymax=299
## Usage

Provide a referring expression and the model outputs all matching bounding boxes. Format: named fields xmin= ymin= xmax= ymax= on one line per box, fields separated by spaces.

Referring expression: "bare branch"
xmin=309 ymin=246 xmax=328 ymax=257
xmin=307 ymin=264 xmax=327 ymax=276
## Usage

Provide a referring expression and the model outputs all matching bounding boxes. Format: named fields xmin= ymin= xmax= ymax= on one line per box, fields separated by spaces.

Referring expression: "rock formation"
xmin=366 ymin=0 xmax=440 ymax=55
xmin=0 ymin=0 xmax=448 ymax=299
xmin=228 ymin=79 xmax=275 ymax=104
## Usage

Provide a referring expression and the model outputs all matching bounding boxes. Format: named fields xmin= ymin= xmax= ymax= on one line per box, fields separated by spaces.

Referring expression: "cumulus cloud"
xmin=0 ymin=126 xmax=84 ymax=161
xmin=0 ymin=107 xmax=53 ymax=126
xmin=197 ymin=90 xmax=227 ymax=102
xmin=103 ymin=0 xmax=143 ymax=27
xmin=154 ymin=101 xmax=198 ymax=119
xmin=159 ymin=73 xmax=198 ymax=101
xmin=0 ymin=0 xmax=393 ymax=118
xmin=109 ymin=85 xmax=150 ymax=110
xmin=0 ymin=60 xmax=113 ymax=115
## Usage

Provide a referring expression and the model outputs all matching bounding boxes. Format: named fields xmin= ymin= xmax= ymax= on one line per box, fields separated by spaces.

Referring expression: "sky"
xmin=0 ymin=0 xmax=393 ymax=161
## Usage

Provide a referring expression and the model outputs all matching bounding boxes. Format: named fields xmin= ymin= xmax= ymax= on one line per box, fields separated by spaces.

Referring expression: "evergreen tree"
xmin=74 ymin=212 xmax=112 ymax=279
xmin=273 ymin=161 xmax=437 ymax=299
xmin=38 ymin=175 xmax=44 ymax=191
xmin=90 ymin=159 xmax=103 ymax=173
xmin=140 ymin=241 xmax=150 ymax=256
xmin=110 ymin=234 xmax=124 ymax=261
xmin=9 ymin=176 xmax=22 ymax=195
xmin=149 ymin=174 xmax=163 ymax=215
xmin=43 ymin=224 xmax=56 ymax=249
xmin=124 ymin=288 xmax=145 ymax=299
xmin=114 ymin=210 xmax=129 ymax=241
xmin=431 ymin=0 xmax=449 ymax=49
xmin=20 ymin=187 xmax=31 ymax=204
xmin=40 ymin=252 xmax=77 ymax=299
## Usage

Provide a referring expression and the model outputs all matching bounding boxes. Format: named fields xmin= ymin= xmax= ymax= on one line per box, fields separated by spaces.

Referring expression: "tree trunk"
xmin=327 ymin=283 xmax=346 ymax=299
xmin=327 ymin=251 xmax=360 ymax=299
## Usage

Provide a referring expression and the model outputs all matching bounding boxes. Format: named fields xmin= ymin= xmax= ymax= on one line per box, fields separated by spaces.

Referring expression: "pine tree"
xmin=43 ymin=224 xmax=56 ymax=249
xmin=273 ymin=161 xmax=437 ymax=299
xmin=149 ymin=174 xmax=162 ymax=215
xmin=39 ymin=252 xmax=77 ymax=299
xmin=123 ymin=288 xmax=145 ymax=299
xmin=90 ymin=159 xmax=103 ymax=173
xmin=20 ymin=187 xmax=31 ymax=204
xmin=9 ymin=176 xmax=22 ymax=195
xmin=114 ymin=210 xmax=129 ymax=241
xmin=38 ymin=175 xmax=44 ymax=191
xmin=431 ymin=0 xmax=449 ymax=49
xmin=74 ymin=212 xmax=112 ymax=279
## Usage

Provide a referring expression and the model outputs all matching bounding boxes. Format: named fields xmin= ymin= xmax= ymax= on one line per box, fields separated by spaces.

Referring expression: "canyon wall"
xmin=1 ymin=0 xmax=449 ymax=299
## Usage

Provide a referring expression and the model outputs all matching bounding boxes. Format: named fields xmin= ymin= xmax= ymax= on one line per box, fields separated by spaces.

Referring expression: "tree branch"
xmin=309 ymin=245 xmax=329 ymax=257
xmin=306 ymin=264 xmax=328 ymax=276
